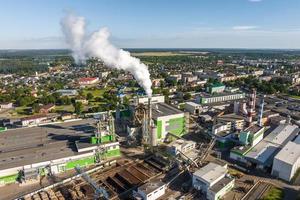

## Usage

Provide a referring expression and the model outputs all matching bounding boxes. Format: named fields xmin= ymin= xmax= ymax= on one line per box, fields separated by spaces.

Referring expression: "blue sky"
xmin=1 ymin=0 xmax=300 ymax=49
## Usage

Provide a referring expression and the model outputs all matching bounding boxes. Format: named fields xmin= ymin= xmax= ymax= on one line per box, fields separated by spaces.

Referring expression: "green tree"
xmin=58 ymin=96 xmax=71 ymax=105
xmin=16 ymin=96 xmax=34 ymax=106
xmin=32 ymin=103 xmax=40 ymax=113
xmin=74 ymin=102 xmax=83 ymax=115
xmin=183 ymin=92 xmax=192 ymax=100
xmin=86 ymin=92 xmax=94 ymax=100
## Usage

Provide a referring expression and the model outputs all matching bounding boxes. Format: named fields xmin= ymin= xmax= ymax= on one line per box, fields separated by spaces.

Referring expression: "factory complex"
xmin=1 ymin=87 xmax=300 ymax=200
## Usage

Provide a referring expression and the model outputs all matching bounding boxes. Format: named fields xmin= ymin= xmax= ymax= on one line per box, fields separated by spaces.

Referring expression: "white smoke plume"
xmin=61 ymin=13 xmax=152 ymax=97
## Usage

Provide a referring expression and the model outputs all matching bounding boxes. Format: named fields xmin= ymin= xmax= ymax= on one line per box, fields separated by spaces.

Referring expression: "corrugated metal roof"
xmin=274 ymin=141 xmax=300 ymax=166
xmin=193 ymin=163 xmax=227 ymax=184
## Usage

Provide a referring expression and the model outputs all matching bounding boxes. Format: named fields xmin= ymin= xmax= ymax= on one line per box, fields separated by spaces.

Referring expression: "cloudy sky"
xmin=1 ymin=0 xmax=300 ymax=49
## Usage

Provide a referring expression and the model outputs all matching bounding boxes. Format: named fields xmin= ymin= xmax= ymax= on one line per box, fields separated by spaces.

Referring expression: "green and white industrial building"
xmin=0 ymin=119 xmax=121 ymax=186
xmin=130 ymin=95 xmax=188 ymax=145
xmin=230 ymin=124 xmax=299 ymax=169
xmin=206 ymin=83 xmax=226 ymax=94
xmin=152 ymin=103 xmax=187 ymax=142
xmin=197 ymin=92 xmax=246 ymax=105
xmin=196 ymin=83 xmax=245 ymax=104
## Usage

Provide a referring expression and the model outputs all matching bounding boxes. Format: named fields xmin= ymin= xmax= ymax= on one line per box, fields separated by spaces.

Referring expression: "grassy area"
xmin=82 ymin=88 xmax=107 ymax=98
xmin=261 ymin=187 xmax=284 ymax=200
xmin=289 ymin=95 xmax=300 ymax=99
xmin=8 ymin=106 xmax=31 ymax=117
xmin=54 ymin=105 xmax=74 ymax=113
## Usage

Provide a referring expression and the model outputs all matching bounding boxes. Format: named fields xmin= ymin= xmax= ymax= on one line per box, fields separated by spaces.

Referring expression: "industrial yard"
xmin=22 ymin=156 xmax=168 ymax=200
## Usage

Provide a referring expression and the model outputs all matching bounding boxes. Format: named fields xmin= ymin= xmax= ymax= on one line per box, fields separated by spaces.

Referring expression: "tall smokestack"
xmin=147 ymin=97 xmax=156 ymax=147
xmin=258 ymin=97 xmax=265 ymax=126
xmin=148 ymin=97 xmax=152 ymax=127
xmin=246 ymin=89 xmax=256 ymax=127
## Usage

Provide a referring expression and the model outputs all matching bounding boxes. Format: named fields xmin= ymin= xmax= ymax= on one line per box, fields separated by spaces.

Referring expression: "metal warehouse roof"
xmin=210 ymin=176 xmax=234 ymax=193
xmin=246 ymin=140 xmax=280 ymax=165
xmin=193 ymin=163 xmax=227 ymax=185
xmin=151 ymin=103 xmax=183 ymax=119
xmin=246 ymin=123 xmax=299 ymax=166
xmin=264 ymin=124 xmax=299 ymax=145
xmin=185 ymin=101 xmax=201 ymax=107
xmin=0 ymin=119 xmax=97 ymax=171
xmin=244 ymin=124 xmax=263 ymax=134
xmin=274 ymin=141 xmax=300 ymax=166
xmin=217 ymin=113 xmax=244 ymax=122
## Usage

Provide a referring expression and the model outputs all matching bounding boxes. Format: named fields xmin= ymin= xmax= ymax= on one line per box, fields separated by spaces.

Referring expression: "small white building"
xmin=185 ymin=102 xmax=202 ymax=115
xmin=56 ymin=89 xmax=78 ymax=96
xmin=0 ymin=102 xmax=13 ymax=110
xmin=135 ymin=180 xmax=166 ymax=200
xmin=193 ymin=163 xmax=234 ymax=200
xmin=21 ymin=115 xmax=48 ymax=127
xmin=99 ymin=71 xmax=109 ymax=79
xmin=167 ymin=139 xmax=196 ymax=156
xmin=136 ymin=95 xmax=165 ymax=105
xmin=272 ymin=140 xmax=300 ymax=182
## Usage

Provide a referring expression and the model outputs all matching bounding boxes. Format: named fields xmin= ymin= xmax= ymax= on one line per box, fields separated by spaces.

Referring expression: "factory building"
xmin=0 ymin=117 xmax=121 ymax=186
xmin=212 ymin=113 xmax=245 ymax=136
xmin=167 ymin=139 xmax=196 ymax=156
xmin=184 ymin=101 xmax=202 ymax=115
xmin=134 ymin=180 xmax=166 ymax=200
xmin=0 ymin=102 xmax=13 ymax=110
xmin=239 ymin=125 xmax=265 ymax=147
xmin=272 ymin=137 xmax=300 ymax=182
xmin=193 ymin=162 xmax=234 ymax=200
xmin=21 ymin=114 xmax=48 ymax=127
xmin=129 ymin=95 xmax=187 ymax=146
xmin=258 ymin=110 xmax=280 ymax=126
xmin=135 ymin=95 xmax=165 ymax=105
xmin=206 ymin=83 xmax=225 ymax=94
xmin=230 ymin=124 xmax=299 ymax=169
xmin=196 ymin=92 xmax=245 ymax=104
xmin=152 ymin=103 xmax=186 ymax=142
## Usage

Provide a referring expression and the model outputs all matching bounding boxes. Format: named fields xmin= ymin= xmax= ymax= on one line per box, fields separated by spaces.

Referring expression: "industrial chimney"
xmin=246 ymin=89 xmax=256 ymax=127
xmin=258 ymin=96 xmax=265 ymax=126
xmin=147 ymin=97 xmax=157 ymax=147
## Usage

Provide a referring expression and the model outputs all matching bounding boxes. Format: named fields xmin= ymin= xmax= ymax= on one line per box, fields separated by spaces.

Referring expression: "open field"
xmin=54 ymin=105 xmax=74 ymax=113
xmin=82 ymin=87 xmax=113 ymax=98
xmin=4 ymin=106 xmax=31 ymax=118
xmin=82 ymin=88 xmax=107 ymax=97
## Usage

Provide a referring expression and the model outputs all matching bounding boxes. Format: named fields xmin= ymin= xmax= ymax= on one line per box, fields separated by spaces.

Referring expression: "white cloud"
xmin=232 ymin=26 xmax=258 ymax=30
xmin=248 ymin=0 xmax=263 ymax=2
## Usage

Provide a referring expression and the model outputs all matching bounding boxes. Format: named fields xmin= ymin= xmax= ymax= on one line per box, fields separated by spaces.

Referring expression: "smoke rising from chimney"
xmin=61 ymin=13 xmax=152 ymax=97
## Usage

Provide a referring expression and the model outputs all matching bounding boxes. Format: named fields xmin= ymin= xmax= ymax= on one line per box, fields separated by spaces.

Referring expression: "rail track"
xmin=242 ymin=181 xmax=273 ymax=200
